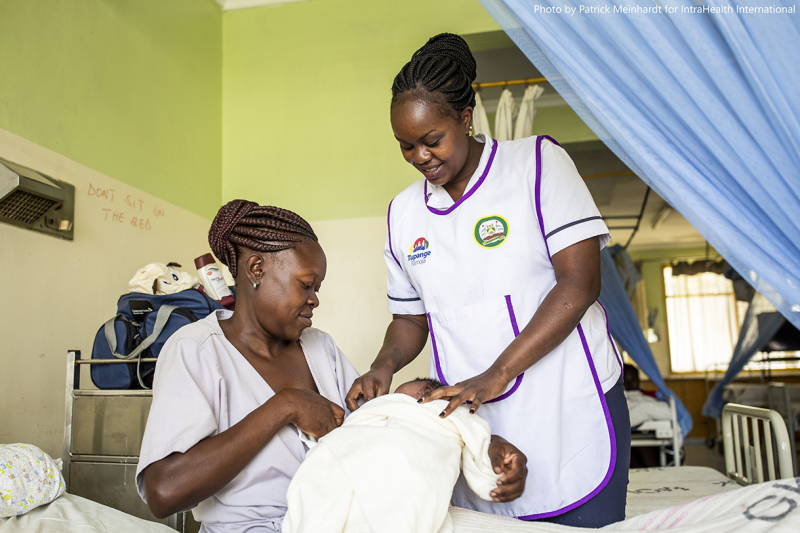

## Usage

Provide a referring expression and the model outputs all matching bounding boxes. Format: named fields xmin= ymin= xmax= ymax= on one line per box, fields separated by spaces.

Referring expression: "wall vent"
xmin=0 ymin=159 xmax=75 ymax=240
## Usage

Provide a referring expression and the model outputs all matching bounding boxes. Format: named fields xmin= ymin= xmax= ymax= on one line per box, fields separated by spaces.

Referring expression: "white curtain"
xmin=513 ymin=84 xmax=544 ymax=140
xmin=472 ymin=93 xmax=492 ymax=138
xmin=493 ymin=89 xmax=516 ymax=142
xmin=663 ymin=268 xmax=741 ymax=373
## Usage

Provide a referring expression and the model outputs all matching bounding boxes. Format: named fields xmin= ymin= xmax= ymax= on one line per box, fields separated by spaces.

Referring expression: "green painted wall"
xmin=532 ymin=106 xmax=599 ymax=143
xmin=222 ymin=0 xmax=500 ymax=222
xmin=0 ymin=0 xmax=222 ymax=219
xmin=485 ymin=106 xmax=600 ymax=144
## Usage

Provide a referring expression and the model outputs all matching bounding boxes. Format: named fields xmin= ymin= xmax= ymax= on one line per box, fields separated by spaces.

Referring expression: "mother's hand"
xmin=420 ymin=369 xmax=511 ymax=418
xmin=345 ymin=364 xmax=394 ymax=412
xmin=280 ymin=388 xmax=345 ymax=439
xmin=488 ymin=435 xmax=528 ymax=502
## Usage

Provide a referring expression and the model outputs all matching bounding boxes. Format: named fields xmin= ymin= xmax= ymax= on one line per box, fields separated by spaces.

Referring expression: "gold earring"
xmin=468 ymin=124 xmax=474 ymax=136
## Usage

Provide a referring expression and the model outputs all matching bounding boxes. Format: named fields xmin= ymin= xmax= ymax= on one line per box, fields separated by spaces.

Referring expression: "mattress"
xmin=626 ymin=466 xmax=739 ymax=517
xmin=450 ymin=474 xmax=800 ymax=532
xmin=0 ymin=493 xmax=173 ymax=533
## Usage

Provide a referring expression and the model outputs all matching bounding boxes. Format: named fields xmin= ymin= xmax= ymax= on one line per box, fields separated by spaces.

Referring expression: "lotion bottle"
xmin=195 ymin=253 xmax=233 ymax=300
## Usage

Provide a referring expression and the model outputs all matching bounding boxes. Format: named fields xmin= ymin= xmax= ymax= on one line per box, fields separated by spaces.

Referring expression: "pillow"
xmin=0 ymin=443 xmax=65 ymax=517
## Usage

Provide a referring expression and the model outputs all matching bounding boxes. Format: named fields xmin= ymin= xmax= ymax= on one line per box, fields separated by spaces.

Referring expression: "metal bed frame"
xmin=721 ymin=403 xmax=794 ymax=485
xmin=62 ymin=350 xmax=200 ymax=533
xmin=767 ymin=381 xmax=800 ymax=476
xmin=630 ymin=395 xmax=682 ymax=467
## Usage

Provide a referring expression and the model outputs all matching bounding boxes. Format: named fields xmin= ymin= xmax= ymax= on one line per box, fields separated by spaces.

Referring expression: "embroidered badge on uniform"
xmin=407 ymin=237 xmax=431 ymax=266
xmin=474 ymin=216 xmax=509 ymax=248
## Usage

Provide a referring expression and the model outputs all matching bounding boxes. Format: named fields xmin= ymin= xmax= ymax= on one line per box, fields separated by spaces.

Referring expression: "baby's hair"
xmin=208 ymin=199 xmax=317 ymax=279
xmin=391 ymin=33 xmax=477 ymax=117
xmin=409 ymin=377 xmax=445 ymax=397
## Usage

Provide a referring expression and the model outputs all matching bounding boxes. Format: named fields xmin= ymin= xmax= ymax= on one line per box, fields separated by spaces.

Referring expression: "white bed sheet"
xmin=450 ymin=476 xmax=800 ymax=532
xmin=0 ymin=493 xmax=173 ymax=533
xmin=626 ymin=466 xmax=739 ymax=517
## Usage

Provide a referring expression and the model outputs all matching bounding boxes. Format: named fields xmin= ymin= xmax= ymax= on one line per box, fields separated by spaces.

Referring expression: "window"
xmin=663 ymin=266 xmax=745 ymax=373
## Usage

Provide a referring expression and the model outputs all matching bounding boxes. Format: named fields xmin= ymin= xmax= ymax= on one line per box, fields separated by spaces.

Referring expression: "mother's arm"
xmin=141 ymin=388 xmax=344 ymax=518
xmin=423 ymin=236 xmax=601 ymax=416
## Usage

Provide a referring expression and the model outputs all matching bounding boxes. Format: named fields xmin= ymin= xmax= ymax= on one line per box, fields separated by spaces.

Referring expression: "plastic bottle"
xmin=195 ymin=253 xmax=233 ymax=300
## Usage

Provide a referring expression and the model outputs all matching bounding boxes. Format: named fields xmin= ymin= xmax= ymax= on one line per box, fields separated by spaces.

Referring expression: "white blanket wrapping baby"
xmin=282 ymin=394 xmax=501 ymax=533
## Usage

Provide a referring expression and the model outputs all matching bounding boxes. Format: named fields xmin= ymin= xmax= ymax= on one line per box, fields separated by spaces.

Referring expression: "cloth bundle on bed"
xmin=282 ymin=394 xmax=500 ymax=533
xmin=625 ymin=391 xmax=673 ymax=429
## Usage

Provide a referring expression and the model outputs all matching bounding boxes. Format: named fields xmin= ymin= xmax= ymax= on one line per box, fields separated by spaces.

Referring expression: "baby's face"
xmin=394 ymin=381 xmax=428 ymax=400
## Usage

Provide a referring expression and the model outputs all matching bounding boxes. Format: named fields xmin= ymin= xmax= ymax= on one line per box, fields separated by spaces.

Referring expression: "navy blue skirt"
xmin=532 ymin=376 xmax=631 ymax=528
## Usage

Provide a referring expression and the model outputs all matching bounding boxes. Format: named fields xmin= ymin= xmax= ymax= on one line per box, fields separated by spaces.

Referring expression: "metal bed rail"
xmin=62 ymin=350 xmax=197 ymax=532
xmin=721 ymin=403 xmax=794 ymax=485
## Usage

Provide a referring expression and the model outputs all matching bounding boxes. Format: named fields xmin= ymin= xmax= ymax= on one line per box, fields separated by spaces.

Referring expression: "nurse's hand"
xmin=345 ymin=364 xmax=394 ymax=411
xmin=420 ymin=369 xmax=510 ymax=417
xmin=280 ymin=388 xmax=345 ymax=439
xmin=488 ymin=435 xmax=528 ymax=502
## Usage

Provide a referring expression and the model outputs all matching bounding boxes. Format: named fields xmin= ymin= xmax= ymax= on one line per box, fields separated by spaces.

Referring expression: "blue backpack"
xmin=91 ymin=289 xmax=229 ymax=389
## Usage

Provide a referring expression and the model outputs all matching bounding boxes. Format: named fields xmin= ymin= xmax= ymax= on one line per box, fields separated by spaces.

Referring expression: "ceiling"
xmin=467 ymin=33 xmax=706 ymax=251
xmin=214 ymin=0 xmax=308 ymax=11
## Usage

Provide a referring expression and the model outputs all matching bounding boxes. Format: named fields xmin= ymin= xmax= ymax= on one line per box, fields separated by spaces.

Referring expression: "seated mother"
xmin=136 ymin=200 xmax=527 ymax=533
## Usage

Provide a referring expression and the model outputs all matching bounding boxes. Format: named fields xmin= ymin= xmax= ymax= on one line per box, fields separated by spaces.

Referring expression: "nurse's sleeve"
xmin=135 ymin=336 xmax=222 ymax=502
xmin=537 ymin=138 xmax=610 ymax=256
xmin=384 ymin=233 xmax=426 ymax=315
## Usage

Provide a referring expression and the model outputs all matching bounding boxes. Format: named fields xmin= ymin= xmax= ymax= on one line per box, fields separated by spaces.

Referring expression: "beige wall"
xmin=0 ymin=128 xmax=212 ymax=458
xmin=309 ymin=216 xmax=432 ymax=388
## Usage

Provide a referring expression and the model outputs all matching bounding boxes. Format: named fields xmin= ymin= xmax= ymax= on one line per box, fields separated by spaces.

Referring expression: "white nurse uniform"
xmin=385 ymin=134 xmax=623 ymax=519
xmin=135 ymin=310 xmax=359 ymax=533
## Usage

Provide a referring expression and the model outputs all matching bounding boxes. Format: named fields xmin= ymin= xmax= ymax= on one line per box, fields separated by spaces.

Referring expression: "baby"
xmin=394 ymin=376 xmax=445 ymax=400
xmin=282 ymin=378 xmax=501 ymax=533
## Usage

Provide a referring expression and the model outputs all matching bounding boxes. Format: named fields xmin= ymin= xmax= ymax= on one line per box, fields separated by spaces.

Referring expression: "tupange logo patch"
xmin=474 ymin=216 xmax=509 ymax=248
xmin=407 ymin=237 xmax=431 ymax=266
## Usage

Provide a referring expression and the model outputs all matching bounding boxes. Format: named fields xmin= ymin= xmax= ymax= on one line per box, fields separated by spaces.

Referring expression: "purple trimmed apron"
xmin=387 ymin=136 xmax=621 ymax=518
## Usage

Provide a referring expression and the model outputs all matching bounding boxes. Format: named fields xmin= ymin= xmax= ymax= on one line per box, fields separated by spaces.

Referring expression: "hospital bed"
xmin=449 ymin=407 xmax=798 ymax=531
xmin=60 ymin=350 xmax=200 ymax=532
xmin=722 ymin=403 xmax=795 ymax=484
xmin=767 ymin=381 xmax=800 ymax=476
xmin=449 ymin=475 xmax=800 ymax=531
xmin=0 ymin=493 xmax=174 ymax=533
xmin=1 ymin=350 xmax=199 ymax=532
xmin=629 ymin=395 xmax=682 ymax=467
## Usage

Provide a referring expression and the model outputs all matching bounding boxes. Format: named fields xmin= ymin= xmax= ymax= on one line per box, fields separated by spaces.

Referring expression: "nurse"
xmin=346 ymin=33 xmax=630 ymax=528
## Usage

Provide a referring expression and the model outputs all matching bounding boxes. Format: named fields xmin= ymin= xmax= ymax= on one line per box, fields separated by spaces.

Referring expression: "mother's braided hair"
xmin=208 ymin=199 xmax=317 ymax=279
xmin=391 ymin=33 xmax=477 ymax=114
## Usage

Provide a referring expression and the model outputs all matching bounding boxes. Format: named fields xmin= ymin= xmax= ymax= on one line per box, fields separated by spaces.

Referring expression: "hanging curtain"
xmin=513 ymin=84 xmax=544 ymax=139
xmin=478 ymin=0 xmax=800 ymax=331
xmin=494 ymin=88 xmax=516 ymax=141
xmin=664 ymin=267 xmax=742 ymax=373
xmin=703 ymin=292 xmax=786 ymax=418
xmin=600 ymin=247 xmax=693 ymax=436
xmin=472 ymin=92 xmax=493 ymax=137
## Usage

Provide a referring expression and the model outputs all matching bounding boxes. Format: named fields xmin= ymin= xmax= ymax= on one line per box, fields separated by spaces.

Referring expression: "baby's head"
xmin=394 ymin=377 xmax=445 ymax=400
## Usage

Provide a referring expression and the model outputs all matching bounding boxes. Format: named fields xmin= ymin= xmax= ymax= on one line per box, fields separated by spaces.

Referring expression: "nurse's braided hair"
xmin=391 ymin=33 xmax=477 ymax=116
xmin=208 ymin=199 xmax=317 ymax=279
